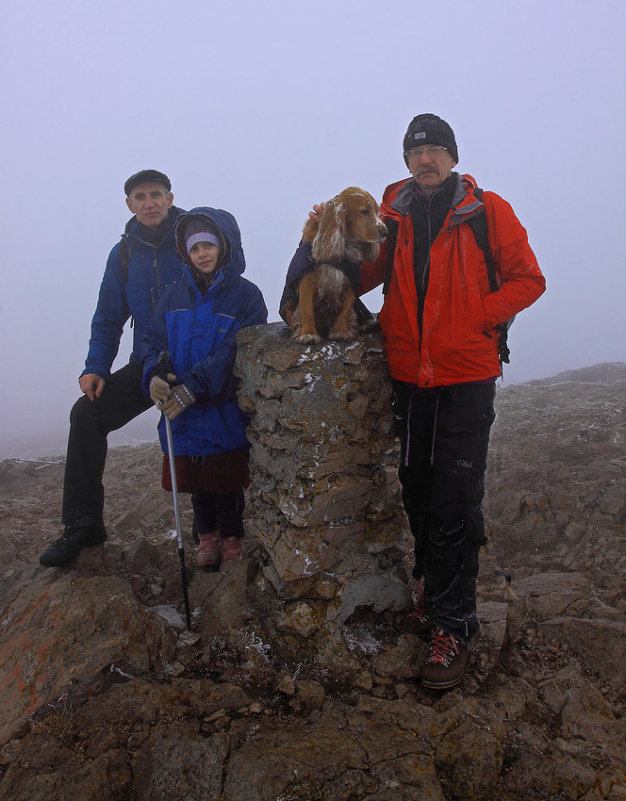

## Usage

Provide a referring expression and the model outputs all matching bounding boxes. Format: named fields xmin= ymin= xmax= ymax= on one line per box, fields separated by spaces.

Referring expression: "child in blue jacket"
xmin=142 ymin=207 xmax=267 ymax=569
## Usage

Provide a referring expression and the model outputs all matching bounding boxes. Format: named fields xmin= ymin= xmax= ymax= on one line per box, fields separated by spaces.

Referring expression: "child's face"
xmin=189 ymin=242 xmax=220 ymax=274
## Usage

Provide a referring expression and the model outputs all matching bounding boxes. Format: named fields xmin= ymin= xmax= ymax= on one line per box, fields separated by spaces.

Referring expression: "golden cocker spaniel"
xmin=284 ymin=187 xmax=387 ymax=344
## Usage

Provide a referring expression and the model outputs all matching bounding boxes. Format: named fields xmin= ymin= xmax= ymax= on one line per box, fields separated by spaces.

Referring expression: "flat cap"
xmin=124 ymin=169 xmax=171 ymax=196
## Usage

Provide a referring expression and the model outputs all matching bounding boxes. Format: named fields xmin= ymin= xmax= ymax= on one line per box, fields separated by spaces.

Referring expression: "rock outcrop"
xmin=234 ymin=323 xmax=412 ymax=666
xmin=0 ymin=338 xmax=624 ymax=801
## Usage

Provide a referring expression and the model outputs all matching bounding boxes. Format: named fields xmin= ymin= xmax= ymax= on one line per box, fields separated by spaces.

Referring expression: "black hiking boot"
xmin=420 ymin=627 xmax=470 ymax=690
xmin=39 ymin=522 xmax=107 ymax=567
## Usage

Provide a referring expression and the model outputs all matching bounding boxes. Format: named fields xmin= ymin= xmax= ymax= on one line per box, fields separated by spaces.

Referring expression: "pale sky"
xmin=1 ymin=0 xmax=625 ymax=458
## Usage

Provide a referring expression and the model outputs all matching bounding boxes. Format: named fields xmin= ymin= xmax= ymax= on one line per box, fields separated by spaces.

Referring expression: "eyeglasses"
xmin=405 ymin=145 xmax=448 ymax=160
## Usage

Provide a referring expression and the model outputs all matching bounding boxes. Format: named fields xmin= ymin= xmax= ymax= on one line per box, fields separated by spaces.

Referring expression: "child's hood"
xmin=174 ymin=206 xmax=246 ymax=278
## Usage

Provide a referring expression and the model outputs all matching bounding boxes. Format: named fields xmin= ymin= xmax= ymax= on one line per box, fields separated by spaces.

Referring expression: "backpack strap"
xmin=464 ymin=188 xmax=498 ymax=292
xmin=463 ymin=188 xmax=512 ymax=365
xmin=119 ymin=236 xmax=131 ymax=283
xmin=118 ymin=236 xmax=134 ymax=329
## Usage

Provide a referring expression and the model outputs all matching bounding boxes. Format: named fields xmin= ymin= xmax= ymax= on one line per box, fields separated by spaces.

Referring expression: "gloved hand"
xmin=149 ymin=375 xmax=171 ymax=404
xmin=160 ymin=384 xmax=196 ymax=420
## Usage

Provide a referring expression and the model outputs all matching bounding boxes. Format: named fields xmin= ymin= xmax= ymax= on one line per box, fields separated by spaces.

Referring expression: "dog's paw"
xmin=328 ymin=328 xmax=355 ymax=341
xmin=359 ymin=317 xmax=380 ymax=333
xmin=294 ymin=332 xmax=323 ymax=345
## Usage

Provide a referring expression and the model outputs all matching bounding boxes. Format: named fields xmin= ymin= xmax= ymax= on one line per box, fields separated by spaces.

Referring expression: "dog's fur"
xmin=287 ymin=187 xmax=387 ymax=344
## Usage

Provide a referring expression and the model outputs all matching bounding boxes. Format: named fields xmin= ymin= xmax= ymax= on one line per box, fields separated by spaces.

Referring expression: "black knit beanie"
xmin=403 ymin=114 xmax=458 ymax=165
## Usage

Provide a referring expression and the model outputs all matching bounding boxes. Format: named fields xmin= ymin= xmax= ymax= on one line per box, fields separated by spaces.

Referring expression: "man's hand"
xmin=79 ymin=373 xmax=106 ymax=401
xmin=159 ymin=384 xmax=196 ymax=420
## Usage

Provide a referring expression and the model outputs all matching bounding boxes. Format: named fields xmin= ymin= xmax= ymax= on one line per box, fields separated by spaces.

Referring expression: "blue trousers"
xmin=392 ymin=380 xmax=496 ymax=643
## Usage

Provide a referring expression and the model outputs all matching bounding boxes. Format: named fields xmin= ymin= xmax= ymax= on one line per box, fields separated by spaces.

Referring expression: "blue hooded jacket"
xmin=82 ymin=207 xmax=187 ymax=379
xmin=142 ymin=207 xmax=268 ymax=458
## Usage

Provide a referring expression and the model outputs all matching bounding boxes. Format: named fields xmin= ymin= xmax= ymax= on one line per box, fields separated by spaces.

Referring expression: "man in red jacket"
xmin=360 ymin=114 xmax=546 ymax=689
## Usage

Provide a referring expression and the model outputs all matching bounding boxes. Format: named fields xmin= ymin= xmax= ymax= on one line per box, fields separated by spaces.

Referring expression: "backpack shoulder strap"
xmin=118 ymin=236 xmax=131 ymax=283
xmin=117 ymin=236 xmax=135 ymax=329
xmin=465 ymin=188 xmax=512 ymax=365
xmin=465 ymin=187 xmax=499 ymax=292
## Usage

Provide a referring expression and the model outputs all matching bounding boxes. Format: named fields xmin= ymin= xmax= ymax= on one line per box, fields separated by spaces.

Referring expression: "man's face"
xmin=126 ymin=182 xmax=173 ymax=229
xmin=406 ymin=146 xmax=456 ymax=196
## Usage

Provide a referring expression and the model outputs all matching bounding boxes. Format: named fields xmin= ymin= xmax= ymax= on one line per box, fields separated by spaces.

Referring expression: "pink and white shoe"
xmin=197 ymin=531 xmax=221 ymax=569
xmin=221 ymin=536 xmax=243 ymax=565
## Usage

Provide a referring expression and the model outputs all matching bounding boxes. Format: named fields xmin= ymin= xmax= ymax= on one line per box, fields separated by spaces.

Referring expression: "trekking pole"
xmin=156 ymin=351 xmax=192 ymax=630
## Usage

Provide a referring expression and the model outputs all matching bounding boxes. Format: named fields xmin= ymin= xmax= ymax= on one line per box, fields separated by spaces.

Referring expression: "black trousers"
xmin=191 ymin=491 xmax=245 ymax=539
xmin=61 ymin=361 xmax=152 ymax=527
xmin=392 ymin=380 xmax=496 ymax=642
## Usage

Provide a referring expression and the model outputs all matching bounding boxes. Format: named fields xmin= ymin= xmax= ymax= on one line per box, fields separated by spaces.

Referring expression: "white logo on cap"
xmin=414 ymin=132 xmax=426 ymax=140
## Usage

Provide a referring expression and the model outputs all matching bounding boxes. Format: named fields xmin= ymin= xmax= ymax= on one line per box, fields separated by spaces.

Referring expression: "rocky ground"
xmin=0 ymin=363 xmax=624 ymax=800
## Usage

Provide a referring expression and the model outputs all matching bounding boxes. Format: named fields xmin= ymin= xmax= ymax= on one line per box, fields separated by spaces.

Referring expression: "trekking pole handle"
xmin=156 ymin=350 xmax=171 ymax=383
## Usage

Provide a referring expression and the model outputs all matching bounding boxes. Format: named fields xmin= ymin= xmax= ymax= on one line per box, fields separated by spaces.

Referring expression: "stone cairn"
xmin=235 ymin=322 xmax=412 ymax=660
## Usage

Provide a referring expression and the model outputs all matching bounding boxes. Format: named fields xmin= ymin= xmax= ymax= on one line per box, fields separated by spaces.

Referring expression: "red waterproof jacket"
xmin=360 ymin=174 xmax=546 ymax=387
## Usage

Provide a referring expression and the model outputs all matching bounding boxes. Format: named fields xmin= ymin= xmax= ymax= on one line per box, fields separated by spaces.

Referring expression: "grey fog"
xmin=1 ymin=0 xmax=624 ymax=459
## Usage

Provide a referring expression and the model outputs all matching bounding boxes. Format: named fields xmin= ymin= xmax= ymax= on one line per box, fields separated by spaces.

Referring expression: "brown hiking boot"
xmin=421 ymin=627 xmax=470 ymax=690
xmin=399 ymin=577 xmax=433 ymax=638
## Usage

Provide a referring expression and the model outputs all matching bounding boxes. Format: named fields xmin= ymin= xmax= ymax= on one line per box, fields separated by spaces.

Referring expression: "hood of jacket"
xmin=383 ymin=173 xmax=482 ymax=221
xmin=174 ymin=207 xmax=246 ymax=281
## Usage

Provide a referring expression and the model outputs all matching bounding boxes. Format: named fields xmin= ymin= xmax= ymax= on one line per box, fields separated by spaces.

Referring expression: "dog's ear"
xmin=302 ymin=215 xmax=318 ymax=244
xmin=312 ymin=198 xmax=346 ymax=264
xmin=282 ymin=299 xmax=297 ymax=327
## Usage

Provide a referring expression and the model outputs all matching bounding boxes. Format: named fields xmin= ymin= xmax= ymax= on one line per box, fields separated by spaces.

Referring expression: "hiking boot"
xmin=421 ymin=627 xmax=470 ymax=690
xmin=399 ymin=590 xmax=433 ymax=638
xmin=197 ymin=531 xmax=221 ymax=569
xmin=221 ymin=536 xmax=243 ymax=565
xmin=39 ymin=522 xmax=107 ymax=567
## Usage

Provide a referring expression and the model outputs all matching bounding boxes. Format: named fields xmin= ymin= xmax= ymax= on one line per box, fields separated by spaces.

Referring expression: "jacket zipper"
xmin=416 ymin=195 xmax=435 ymax=371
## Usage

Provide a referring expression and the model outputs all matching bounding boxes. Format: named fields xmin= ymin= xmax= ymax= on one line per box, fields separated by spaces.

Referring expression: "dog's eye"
xmin=359 ymin=209 xmax=370 ymax=215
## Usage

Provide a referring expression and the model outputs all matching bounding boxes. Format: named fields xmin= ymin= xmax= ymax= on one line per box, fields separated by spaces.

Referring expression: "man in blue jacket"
xmin=40 ymin=169 xmax=187 ymax=567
